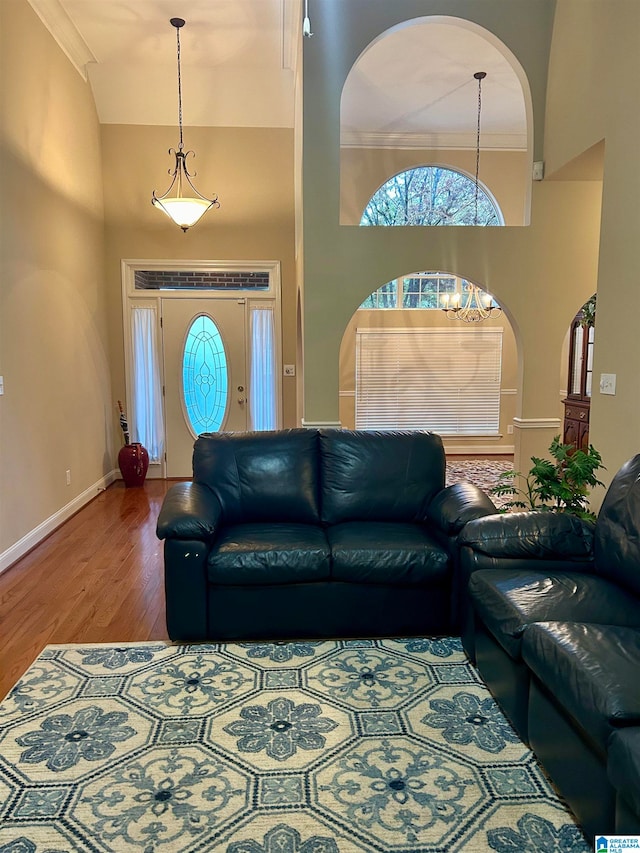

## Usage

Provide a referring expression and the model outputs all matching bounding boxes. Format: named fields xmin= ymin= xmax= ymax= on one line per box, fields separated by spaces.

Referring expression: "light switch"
xmin=0 ymin=375 xmax=4 ymax=395
xmin=532 ymin=161 xmax=545 ymax=181
xmin=600 ymin=373 xmax=616 ymax=395
xmin=283 ymin=365 xmax=296 ymax=377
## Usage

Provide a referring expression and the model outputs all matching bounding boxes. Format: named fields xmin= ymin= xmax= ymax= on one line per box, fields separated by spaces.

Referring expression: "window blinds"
xmin=355 ymin=327 xmax=503 ymax=435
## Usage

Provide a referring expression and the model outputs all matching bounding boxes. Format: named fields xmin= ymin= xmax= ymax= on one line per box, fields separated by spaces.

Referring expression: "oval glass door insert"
xmin=182 ymin=314 xmax=229 ymax=434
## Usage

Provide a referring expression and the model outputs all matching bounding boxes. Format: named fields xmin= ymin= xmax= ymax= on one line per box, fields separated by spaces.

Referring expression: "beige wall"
xmin=4 ymin=0 xmax=636 ymax=561
xmin=0 ymin=0 xmax=110 ymax=560
xmin=544 ymin=0 xmax=640 ymax=501
xmin=339 ymin=144 xmax=527 ymax=453
xmin=302 ymin=0 xmax=602 ymax=474
xmin=341 ymin=148 xmax=529 ymax=226
xmin=100 ymin=124 xmax=298 ymax=450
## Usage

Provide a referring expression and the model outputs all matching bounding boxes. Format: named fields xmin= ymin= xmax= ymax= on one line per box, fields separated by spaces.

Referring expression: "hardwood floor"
xmin=0 ymin=457 xmax=511 ymax=700
xmin=0 ymin=480 xmax=173 ymax=700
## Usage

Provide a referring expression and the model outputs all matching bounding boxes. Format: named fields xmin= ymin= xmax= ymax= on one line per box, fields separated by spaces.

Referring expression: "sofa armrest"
xmin=427 ymin=482 xmax=497 ymax=536
xmin=458 ymin=511 xmax=595 ymax=560
xmin=156 ymin=482 xmax=223 ymax=542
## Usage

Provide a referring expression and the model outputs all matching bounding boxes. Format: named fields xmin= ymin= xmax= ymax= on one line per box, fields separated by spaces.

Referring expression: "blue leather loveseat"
xmin=459 ymin=453 xmax=640 ymax=838
xmin=156 ymin=427 xmax=496 ymax=643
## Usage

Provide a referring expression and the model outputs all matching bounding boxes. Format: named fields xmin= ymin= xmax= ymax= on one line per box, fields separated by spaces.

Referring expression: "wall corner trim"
xmin=512 ymin=417 xmax=562 ymax=430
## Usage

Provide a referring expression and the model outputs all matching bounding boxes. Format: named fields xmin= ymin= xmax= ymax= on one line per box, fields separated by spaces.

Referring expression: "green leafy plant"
xmin=579 ymin=293 xmax=597 ymax=328
xmin=491 ymin=436 xmax=605 ymax=520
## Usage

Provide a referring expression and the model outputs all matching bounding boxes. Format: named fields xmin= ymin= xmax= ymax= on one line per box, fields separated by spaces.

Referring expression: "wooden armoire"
xmin=562 ymin=311 xmax=594 ymax=451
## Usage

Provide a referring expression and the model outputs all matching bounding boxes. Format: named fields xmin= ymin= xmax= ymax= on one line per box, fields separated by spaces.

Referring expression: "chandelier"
xmin=443 ymin=71 xmax=502 ymax=323
xmin=152 ymin=18 xmax=219 ymax=232
xmin=441 ymin=283 xmax=501 ymax=323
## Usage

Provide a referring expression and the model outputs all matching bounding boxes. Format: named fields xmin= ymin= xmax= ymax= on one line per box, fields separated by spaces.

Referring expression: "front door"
xmin=162 ymin=297 xmax=247 ymax=477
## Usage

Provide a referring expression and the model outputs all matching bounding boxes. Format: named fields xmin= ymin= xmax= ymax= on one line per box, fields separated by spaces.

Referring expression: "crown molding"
xmin=27 ymin=0 xmax=95 ymax=80
xmin=340 ymin=130 xmax=527 ymax=152
xmin=281 ymin=0 xmax=299 ymax=73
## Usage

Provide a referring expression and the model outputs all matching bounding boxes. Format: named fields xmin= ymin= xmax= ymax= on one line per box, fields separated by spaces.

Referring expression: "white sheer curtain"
xmin=131 ymin=306 xmax=165 ymax=462
xmin=249 ymin=306 xmax=277 ymax=431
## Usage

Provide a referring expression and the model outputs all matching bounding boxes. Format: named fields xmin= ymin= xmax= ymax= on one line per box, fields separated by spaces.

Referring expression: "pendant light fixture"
xmin=152 ymin=17 xmax=219 ymax=232
xmin=443 ymin=71 xmax=502 ymax=323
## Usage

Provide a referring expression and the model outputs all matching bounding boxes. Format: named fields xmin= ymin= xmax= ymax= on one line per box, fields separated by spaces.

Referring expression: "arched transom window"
xmin=360 ymin=166 xmax=502 ymax=227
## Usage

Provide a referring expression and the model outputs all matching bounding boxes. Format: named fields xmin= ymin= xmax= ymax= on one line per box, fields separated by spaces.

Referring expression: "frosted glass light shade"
xmin=153 ymin=196 xmax=212 ymax=231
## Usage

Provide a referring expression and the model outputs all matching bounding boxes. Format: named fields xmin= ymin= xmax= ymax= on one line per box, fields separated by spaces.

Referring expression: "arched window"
xmin=360 ymin=166 xmax=501 ymax=227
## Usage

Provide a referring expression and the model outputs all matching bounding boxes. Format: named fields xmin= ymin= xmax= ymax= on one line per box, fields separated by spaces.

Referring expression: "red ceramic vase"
xmin=118 ymin=442 xmax=149 ymax=487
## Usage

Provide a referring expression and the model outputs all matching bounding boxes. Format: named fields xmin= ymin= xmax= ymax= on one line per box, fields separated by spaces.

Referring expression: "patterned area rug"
xmin=446 ymin=459 xmax=514 ymax=509
xmin=0 ymin=639 xmax=589 ymax=853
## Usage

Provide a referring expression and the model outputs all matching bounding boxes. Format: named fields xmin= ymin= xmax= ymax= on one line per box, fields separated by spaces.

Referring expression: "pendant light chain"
xmin=473 ymin=71 xmax=486 ymax=226
xmin=174 ymin=19 xmax=184 ymax=151
xmin=441 ymin=70 xmax=501 ymax=322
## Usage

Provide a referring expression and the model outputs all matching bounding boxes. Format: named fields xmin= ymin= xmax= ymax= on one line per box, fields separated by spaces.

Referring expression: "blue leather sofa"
xmin=459 ymin=454 xmax=640 ymax=838
xmin=156 ymin=427 xmax=496 ymax=642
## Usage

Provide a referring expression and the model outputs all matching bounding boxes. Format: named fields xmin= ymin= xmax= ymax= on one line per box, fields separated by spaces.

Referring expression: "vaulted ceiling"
xmin=28 ymin=0 xmax=527 ymax=149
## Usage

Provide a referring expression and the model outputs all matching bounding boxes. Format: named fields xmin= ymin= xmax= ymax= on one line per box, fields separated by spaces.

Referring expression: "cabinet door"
xmin=578 ymin=421 xmax=590 ymax=452
xmin=563 ymin=417 xmax=580 ymax=450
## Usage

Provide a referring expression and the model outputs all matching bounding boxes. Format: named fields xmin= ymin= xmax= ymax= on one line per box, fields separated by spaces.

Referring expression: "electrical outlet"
xmin=507 ymin=425 xmax=514 ymax=434
xmin=66 ymin=469 xmax=71 ymax=486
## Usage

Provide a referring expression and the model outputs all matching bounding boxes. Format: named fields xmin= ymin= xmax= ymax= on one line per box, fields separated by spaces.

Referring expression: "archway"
xmin=339 ymin=271 xmax=518 ymax=458
xmin=340 ymin=16 xmax=533 ymax=225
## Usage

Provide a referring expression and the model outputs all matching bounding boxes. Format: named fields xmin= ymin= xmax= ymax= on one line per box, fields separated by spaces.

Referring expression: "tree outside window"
xmin=360 ymin=166 xmax=501 ymax=227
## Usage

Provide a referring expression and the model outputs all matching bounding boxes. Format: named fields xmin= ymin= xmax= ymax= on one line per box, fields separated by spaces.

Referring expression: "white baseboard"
xmin=444 ymin=444 xmax=515 ymax=455
xmin=0 ymin=469 xmax=119 ymax=576
xmin=301 ymin=419 xmax=342 ymax=429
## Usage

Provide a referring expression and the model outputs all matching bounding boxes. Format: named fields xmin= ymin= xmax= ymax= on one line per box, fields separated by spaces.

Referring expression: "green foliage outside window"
xmin=359 ymin=274 xmax=495 ymax=312
xmin=361 ymin=166 xmax=500 ymax=227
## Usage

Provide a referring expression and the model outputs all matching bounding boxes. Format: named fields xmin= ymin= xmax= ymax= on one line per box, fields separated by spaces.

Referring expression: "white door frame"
xmin=121 ymin=259 xmax=283 ymax=478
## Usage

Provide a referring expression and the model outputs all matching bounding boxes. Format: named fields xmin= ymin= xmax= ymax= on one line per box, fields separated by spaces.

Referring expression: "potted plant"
xmin=491 ymin=435 xmax=605 ymax=521
xmin=580 ymin=293 xmax=597 ymax=328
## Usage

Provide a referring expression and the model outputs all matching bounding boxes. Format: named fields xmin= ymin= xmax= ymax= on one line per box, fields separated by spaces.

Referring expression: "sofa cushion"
xmin=595 ymin=453 xmax=640 ymax=598
xmin=608 ymin=728 xmax=640 ymax=817
xmin=193 ymin=429 xmax=321 ymax=525
xmin=327 ymin=521 xmax=450 ymax=585
xmin=320 ymin=429 xmax=445 ymax=525
xmin=522 ymin=622 xmax=640 ymax=753
xmin=208 ymin=523 xmax=330 ymax=584
xmin=469 ymin=568 xmax=637 ymax=659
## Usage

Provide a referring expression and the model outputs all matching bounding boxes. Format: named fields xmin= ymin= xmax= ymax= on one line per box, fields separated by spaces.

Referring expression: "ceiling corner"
xmin=27 ymin=0 xmax=96 ymax=80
